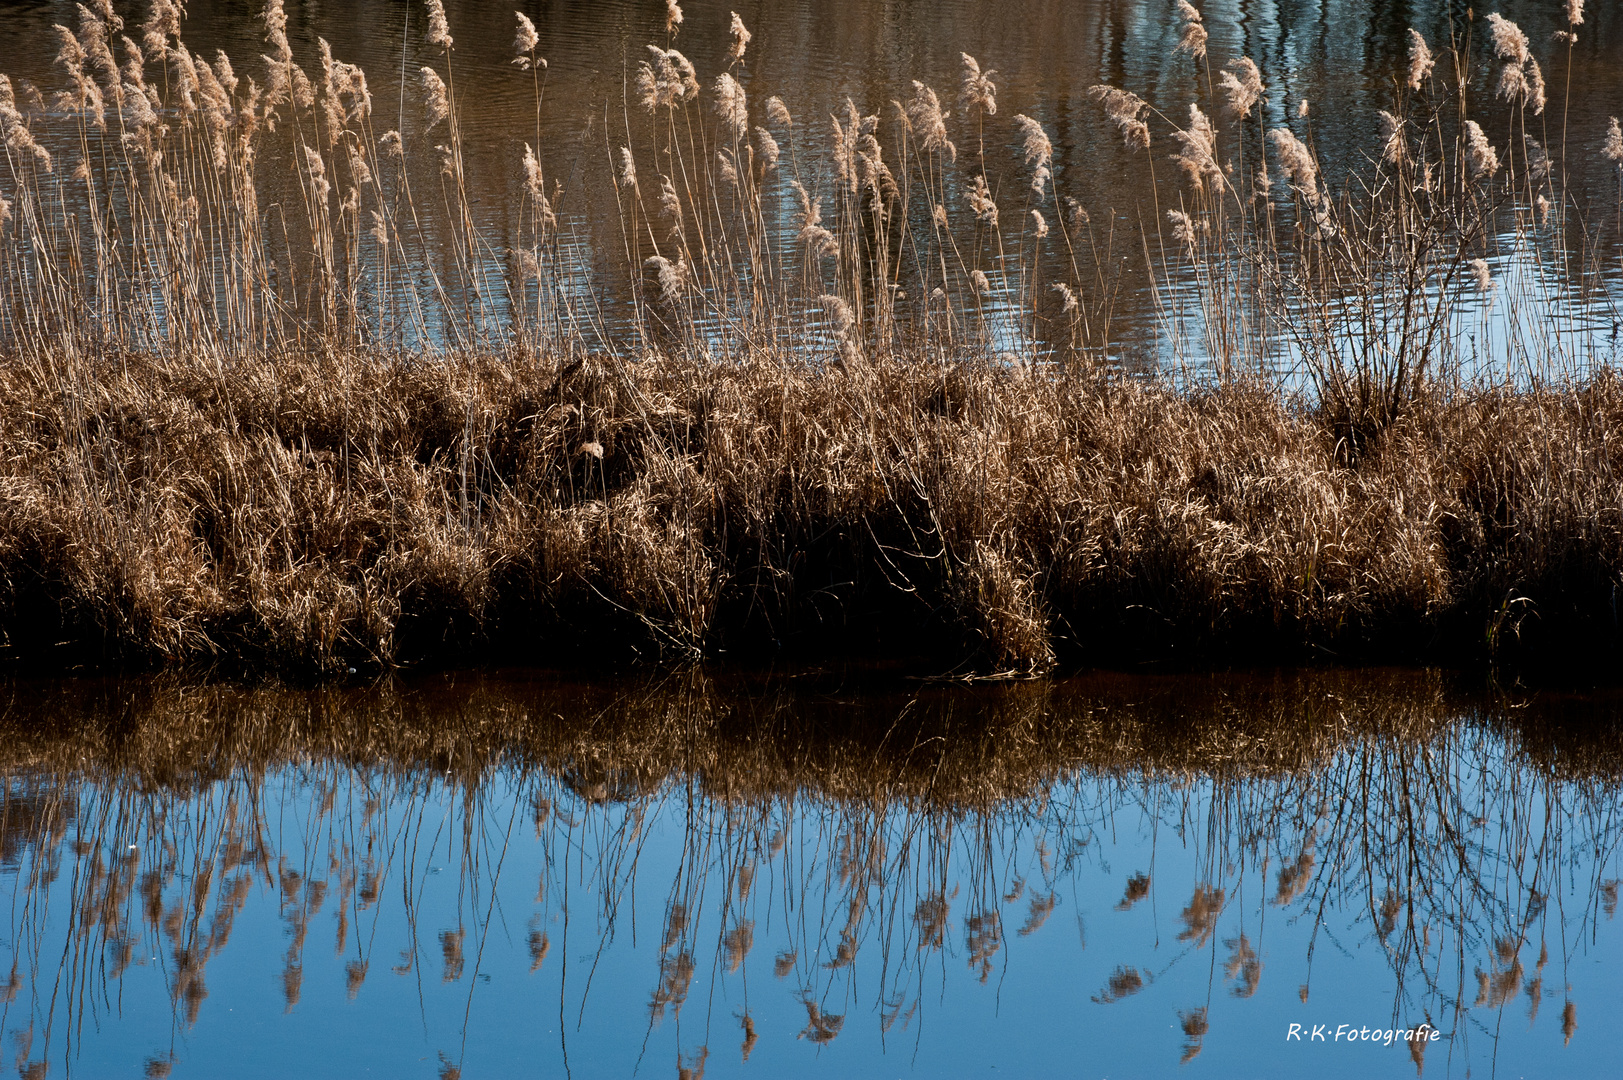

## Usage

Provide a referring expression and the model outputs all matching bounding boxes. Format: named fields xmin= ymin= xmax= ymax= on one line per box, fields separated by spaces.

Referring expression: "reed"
xmin=0 ymin=2 xmax=1620 ymax=677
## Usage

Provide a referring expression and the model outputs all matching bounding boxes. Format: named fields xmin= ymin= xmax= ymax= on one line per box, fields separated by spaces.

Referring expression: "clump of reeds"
xmin=0 ymin=2 xmax=1620 ymax=677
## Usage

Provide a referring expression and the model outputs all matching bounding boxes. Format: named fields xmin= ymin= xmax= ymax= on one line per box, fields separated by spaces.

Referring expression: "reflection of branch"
xmin=0 ymin=670 xmax=1619 ymax=1074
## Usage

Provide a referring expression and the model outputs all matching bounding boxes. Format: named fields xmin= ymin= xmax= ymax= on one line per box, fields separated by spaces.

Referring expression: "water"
xmin=1 ymin=0 xmax=1619 ymax=370
xmin=2 ymin=669 xmax=1620 ymax=1077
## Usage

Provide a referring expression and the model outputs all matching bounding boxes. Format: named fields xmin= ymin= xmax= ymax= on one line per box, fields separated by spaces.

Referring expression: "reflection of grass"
xmin=0 ymin=668 xmax=1616 ymax=1072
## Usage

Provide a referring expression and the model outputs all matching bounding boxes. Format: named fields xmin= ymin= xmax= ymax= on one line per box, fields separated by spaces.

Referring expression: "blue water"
xmin=2 ymin=675 xmax=1618 ymax=1078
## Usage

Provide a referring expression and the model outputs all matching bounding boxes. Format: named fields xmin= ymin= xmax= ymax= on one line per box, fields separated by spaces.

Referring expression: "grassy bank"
xmin=2 ymin=3 xmax=1621 ymax=676
xmin=2 ymin=344 xmax=1621 ymax=676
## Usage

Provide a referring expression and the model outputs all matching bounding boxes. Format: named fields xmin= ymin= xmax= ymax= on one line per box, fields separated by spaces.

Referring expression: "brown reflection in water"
xmin=0 ymin=668 xmax=1618 ymax=1073
xmin=1115 ymin=871 xmax=1150 ymax=910
xmin=1178 ymin=1005 xmax=1208 ymax=1064
xmin=1092 ymin=965 xmax=1147 ymax=1004
xmin=1223 ymin=933 xmax=1260 ymax=998
xmin=1177 ymin=885 xmax=1224 ymax=946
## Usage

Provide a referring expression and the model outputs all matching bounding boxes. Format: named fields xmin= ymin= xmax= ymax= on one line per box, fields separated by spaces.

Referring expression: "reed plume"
xmin=1464 ymin=120 xmax=1500 ymax=181
xmin=1013 ymin=114 xmax=1052 ymax=196
xmin=1219 ymin=57 xmax=1264 ymax=118
xmin=713 ymin=73 xmax=747 ymax=141
xmin=960 ymin=53 xmax=996 ymax=116
xmin=1171 ymin=104 xmax=1222 ymax=193
xmin=1167 ymin=209 xmax=1198 ymax=249
xmin=513 ymin=13 xmax=540 ymax=69
xmin=1089 ymin=85 xmax=1150 ymax=150
xmin=966 ymin=174 xmax=997 ymax=225
xmin=425 ymin=0 xmax=453 ymax=52
xmin=421 ymin=66 xmax=449 ymax=129
xmin=1377 ymin=110 xmax=1406 ymax=165
xmin=904 ymin=81 xmax=954 ymax=161
xmin=726 ymin=12 xmax=751 ymax=64
xmin=1602 ymin=117 xmax=1622 ymax=163
xmin=1176 ymin=1 xmax=1207 ymax=61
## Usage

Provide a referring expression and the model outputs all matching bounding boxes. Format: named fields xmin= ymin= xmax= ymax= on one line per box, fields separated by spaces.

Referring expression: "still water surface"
xmin=1 ymin=670 xmax=1619 ymax=1077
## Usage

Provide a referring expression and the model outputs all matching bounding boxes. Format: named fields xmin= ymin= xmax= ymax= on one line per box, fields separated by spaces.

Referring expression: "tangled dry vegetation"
xmin=2 ymin=345 xmax=1622 ymax=676
xmin=2 ymin=3 xmax=1622 ymax=676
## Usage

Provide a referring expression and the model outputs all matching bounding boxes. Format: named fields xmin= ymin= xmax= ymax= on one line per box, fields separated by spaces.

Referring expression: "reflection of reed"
xmin=0 ymin=668 xmax=1617 ymax=1073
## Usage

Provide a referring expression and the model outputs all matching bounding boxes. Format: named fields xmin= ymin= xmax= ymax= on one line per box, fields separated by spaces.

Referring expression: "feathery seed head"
xmin=753 ymin=126 xmax=780 ymax=172
xmin=665 ymin=1 xmax=683 ymax=36
xmin=765 ymin=95 xmax=792 ymax=127
xmin=303 ymin=144 xmax=330 ymax=204
xmin=426 ymin=0 xmax=454 ymax=51
xmin=1463 ymin=120 xmax=1499 ymax=181
xmin=727 ymin=13 xmax=751 ymax=63
xmin=818 ymin=294 xmax=854 ymax=335
xmin=1604 ymin=117 xmax=1623 ymax=163
xmin=1176 ymin=1 xmax=1208 ymax=60
xmin=1526 ymin=58 xmax=1546 ymax=114
xmin=522 ymin=142 xmax=545 ymax=200
xmin=1051 ymin=282 xmax=1078 ymax=313
xmin=1268 ymin=127 xmax=1321 ymax=205
xmin=618 ymin=146 xmax=638 ymax=189
xmin=906 ymin=82 xmax=955 ymax=161
xmin=142 ymin=0 xmax=181 ymax=57
xmin=1014 ymin=114 xmax=1053 ymax=195
xmin=789 ymin=178 xmax=818 ymax=228
xmin=967 ymin=174 xmax=998 ymax=226
xmin=801 ymin=224 xmax=837 ymax=259
xmin=644 ymin=255 xmax=684 ymax=303
xmin=713 ymin=72 xmax=748 ymax=141
xmin=1219 ymin=57 xmax=1265 ymax=119
xmin=1167 ymin=208 xmax=1197 ymax=247
xmin=969 ymin=269 xmax=991 ymax=296
xmin=1065 ymin=196 xmax=1088 ymax=231
xmin=1485 ymin=13 xmax=1528 ymax=65
xmin=658 ymin=173 xmax=685 ymax=241
xmin=1524 ymin=136 xmax=1550 ymax=181
xmin=1567 ymin=1 xmax=1584 ymax=25
xmin=514 ymin=13 xmax=541 ymax=68
xmin=1171 ymin=103 xmax=1222 ymax=192
xmin=668 ymin=50 xmax=700 ymax=100
xmin=1030 ymin=208 xmax=1048 ymax=238
xmin=421 ymin=67 xmax=450 ymax=130
xmin=961 ymin=53 xmax=997 ymax=116
xmin=1377 ymin=111 xmax=1406 ymax=164
xmin=1406 ymin=29 xmax=1435 ymax=91
xmin=1089 ymin=85 xmax=1151 ymax=150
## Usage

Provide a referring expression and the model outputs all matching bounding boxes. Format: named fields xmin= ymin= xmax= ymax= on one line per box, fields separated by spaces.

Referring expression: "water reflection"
xmin=0 ymin=670 xmax=1619 ymax=1077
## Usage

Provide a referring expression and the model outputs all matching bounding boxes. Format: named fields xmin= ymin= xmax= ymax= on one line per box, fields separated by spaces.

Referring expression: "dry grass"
xmin=1 ymin=4 xmax=1621 ymax=677
xmin=2 ymin=346 xmax=1623 ymax=675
